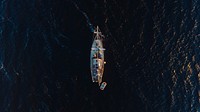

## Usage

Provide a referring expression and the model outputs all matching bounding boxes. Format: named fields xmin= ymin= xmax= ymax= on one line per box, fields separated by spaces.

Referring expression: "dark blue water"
xmin=0 ymin=0 xmax=199 ymax=111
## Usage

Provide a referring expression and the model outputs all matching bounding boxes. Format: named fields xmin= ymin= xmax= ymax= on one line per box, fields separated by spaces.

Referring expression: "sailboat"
xmin=90 ymin=26 xmax=107 ymax=90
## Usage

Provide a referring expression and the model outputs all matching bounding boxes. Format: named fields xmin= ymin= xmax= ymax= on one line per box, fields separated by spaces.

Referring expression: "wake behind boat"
xmin=90 ymin=26 xmax=107 ymax=90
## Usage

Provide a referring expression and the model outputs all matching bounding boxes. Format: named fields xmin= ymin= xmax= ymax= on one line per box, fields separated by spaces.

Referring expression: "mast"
xmin=94 ymin=26 xmax=104 ymax=40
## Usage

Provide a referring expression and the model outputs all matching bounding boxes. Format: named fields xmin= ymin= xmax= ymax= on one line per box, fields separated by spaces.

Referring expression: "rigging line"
xmin=71 ymin=1 xmax=94 ymax=32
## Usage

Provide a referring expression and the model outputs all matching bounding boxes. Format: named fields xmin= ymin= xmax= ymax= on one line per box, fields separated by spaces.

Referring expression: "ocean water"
xmin=0 ymin=0 xmax=199 ymax=112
